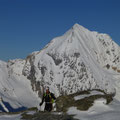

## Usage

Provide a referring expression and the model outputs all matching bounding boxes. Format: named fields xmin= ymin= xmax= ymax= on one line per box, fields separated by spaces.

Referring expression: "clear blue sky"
xmin=0 ymin=0 xmax=120 ymax=61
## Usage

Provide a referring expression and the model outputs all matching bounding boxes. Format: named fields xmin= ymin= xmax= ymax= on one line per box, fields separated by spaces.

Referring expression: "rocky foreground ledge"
xmin=21 ymin=111 xmax=78 ymax=120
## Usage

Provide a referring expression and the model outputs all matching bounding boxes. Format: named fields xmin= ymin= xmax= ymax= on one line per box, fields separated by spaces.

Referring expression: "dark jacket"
xmin=40 ymin=92 xmax=56 ymax=105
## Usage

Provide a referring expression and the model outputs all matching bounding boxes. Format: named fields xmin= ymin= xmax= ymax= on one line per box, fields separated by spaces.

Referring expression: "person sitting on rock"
xmin=40 ymin=87 xmax=56 ymax=112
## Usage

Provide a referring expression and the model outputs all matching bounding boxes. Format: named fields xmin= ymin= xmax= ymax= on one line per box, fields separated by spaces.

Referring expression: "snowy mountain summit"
xmin=0 ymin=23 xmax=120 ymax=111
xmin=22 ymin=23 xmax=120 ymax=95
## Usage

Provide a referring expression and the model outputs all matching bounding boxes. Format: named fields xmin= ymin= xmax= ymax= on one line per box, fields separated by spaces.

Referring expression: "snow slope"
xmin=67 ymin=98 xmax=120 ymax=120
xmin=0 ymin=60 xmax=40 ymax=112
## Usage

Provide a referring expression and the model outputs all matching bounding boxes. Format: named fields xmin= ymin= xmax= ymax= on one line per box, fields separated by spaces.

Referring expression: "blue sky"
xmin=0 ymin=0 xmax=120 ymax=61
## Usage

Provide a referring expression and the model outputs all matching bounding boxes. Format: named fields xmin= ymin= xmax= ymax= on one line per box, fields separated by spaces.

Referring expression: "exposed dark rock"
xmin=47 ymin=53 xmax=62 ymax=65
xmin=106 ymin=50 xmax=110 ymax=55
xmin=41 ymin=66 xmax=47 ymax=76
xmin=74 ymin=52 xmax=80 ymax=58
xmin=27 ymin=65 xmax=36 ymax=81
xmin=106 ymin=64 xmax=110 ymax=69
xmin=56 ymin=90 xmax=113 ymax=112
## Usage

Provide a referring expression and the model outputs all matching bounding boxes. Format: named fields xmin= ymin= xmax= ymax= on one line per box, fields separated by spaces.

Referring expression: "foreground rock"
xmin=56 ymin=90 xmax=114 ymax=112
xmin=21 ymin=112 xmax=78 ymax=120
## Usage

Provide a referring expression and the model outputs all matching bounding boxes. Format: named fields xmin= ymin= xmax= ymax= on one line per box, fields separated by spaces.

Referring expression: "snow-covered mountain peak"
xmin=40 ymin=24 xmax=92 ymax=56
xmin=72 ymin=23 xmax=88 ymax=31
xmin=0 ymin=24 xmax=120 ymax=112
xmin=21 ymin=24 xmax=120 ymax=97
